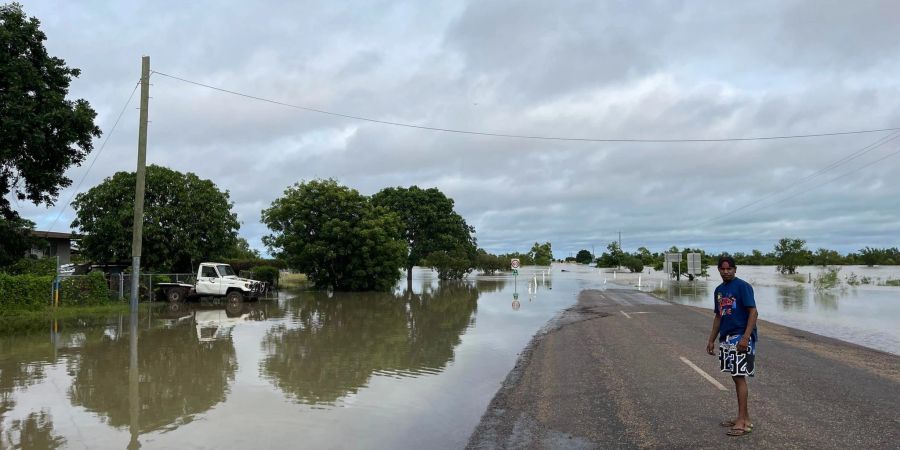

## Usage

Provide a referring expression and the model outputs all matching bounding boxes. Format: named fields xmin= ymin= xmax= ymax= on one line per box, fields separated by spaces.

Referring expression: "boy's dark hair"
xmin=717 ymin=255 xmax=737 ymax=269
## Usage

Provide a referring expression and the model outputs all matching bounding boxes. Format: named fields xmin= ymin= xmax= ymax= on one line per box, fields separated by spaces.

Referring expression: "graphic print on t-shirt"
xmin=716 ymin=291 xmax=736 ymax=316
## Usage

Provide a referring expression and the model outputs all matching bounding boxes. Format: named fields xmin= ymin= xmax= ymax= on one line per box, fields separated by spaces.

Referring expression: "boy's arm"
xmin=706 ymin=314 xmax=721 ymax=355
xmin=737 ymin=307 xmax=758 ymax=352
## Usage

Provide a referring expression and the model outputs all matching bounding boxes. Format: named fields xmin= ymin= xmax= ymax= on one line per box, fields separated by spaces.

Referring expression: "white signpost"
xmin=687 ymin=253 xmax=702 ymax=276
xmin=510 ymin=258 xmax=520 ymax=270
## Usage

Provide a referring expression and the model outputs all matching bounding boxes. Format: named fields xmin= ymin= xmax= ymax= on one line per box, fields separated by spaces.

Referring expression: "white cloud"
xmin=12 ymin=0 xmax=900 ymax=259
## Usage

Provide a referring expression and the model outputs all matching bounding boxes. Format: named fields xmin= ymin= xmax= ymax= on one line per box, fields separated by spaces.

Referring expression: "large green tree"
xmin=0 ymin=216 xmax=34 ymax=268
xmin=371 ymin=186 xmax=476 ymax=281
xmin=0 ymin=3 xmax=100 ymax=266
xmin=529 ymin=242 xmax=553 ymax=266
xmin=71 ymin=165 xmax=240 ymax=272
xmin=774 ymin=238 xmax=809 ymax=274
xmin=262 ymin=179 xmax=406 ymax=291
xmin=575 ymin=249 xmax=593 ymax=264
xmin=0 ymin=3 xmax=100 ymax=221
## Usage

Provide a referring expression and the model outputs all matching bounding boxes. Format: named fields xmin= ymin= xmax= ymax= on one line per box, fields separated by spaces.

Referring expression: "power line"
xmin=702 ymin=130 xmax=900 ymax=225
xmin=47 ymin=79 xmax=142 ymax=232
xmin=151 ymin=70 xmax=900 ymax=144
xmin=703 ymin=132 xmax=900 ymax=225
xmin=740 ymin=140 xmax=900 ymax=217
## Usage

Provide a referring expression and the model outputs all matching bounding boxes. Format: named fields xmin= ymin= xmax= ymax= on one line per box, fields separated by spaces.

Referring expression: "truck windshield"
xmin=217 ymin=265 xmax=236 ymax=277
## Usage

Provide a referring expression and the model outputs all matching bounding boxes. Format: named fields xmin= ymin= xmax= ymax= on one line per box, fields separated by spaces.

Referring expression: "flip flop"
xmin=726 ymin=427 xmax=752 ymax=437
xmin=720 ymin=421 xmax=753 ymax=429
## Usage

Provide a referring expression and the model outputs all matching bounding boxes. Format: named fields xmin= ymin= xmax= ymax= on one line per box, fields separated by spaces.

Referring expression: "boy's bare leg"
xmin=732 ymin=376 xmax=751 ymax=429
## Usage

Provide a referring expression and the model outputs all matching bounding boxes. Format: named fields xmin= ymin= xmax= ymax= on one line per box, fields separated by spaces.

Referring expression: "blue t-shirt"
xmin=713 ymin=277 xmax=758 ymax=341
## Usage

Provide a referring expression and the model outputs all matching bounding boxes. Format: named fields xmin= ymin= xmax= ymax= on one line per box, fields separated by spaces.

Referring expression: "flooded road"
xmin=1 ymin=264 xmax=896 ymax=449
xmin=0 ymin=266 xmax=600 ymax=449
xmin=622 ymin=265 xmax=900 ymax=355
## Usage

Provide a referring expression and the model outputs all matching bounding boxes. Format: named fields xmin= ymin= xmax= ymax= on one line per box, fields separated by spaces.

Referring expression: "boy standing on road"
xmin=706 ymin=255 xmax=758 ymax=437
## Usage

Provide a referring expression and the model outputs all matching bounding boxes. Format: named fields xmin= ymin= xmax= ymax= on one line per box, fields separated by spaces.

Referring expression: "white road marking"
xmin=679 ymin=356 xmax=728 ymax=391
xmin=620 ymin=310 xmax=632 ymax=319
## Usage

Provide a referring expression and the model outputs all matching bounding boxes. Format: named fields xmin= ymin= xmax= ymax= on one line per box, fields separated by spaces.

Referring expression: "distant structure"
xmin=28 ymin=230 xmax=79 ymax=264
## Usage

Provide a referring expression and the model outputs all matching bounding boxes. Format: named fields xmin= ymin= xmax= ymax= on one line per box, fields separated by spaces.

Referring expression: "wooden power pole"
xmin=130 ymin=56 xmax=150 ymax=311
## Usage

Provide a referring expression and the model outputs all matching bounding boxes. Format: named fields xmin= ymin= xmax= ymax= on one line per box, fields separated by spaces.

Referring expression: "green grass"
xmin=277 ymin=272 xmax=308 ymax=288
xmin=884 ymin=279 xmax=900 ymax=287
xmin=0 ymin=302 xmax=136 ymax=319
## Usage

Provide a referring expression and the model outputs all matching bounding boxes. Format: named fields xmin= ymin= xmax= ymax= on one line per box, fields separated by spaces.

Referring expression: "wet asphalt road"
xmin=467 ymin=289 xmax=900 ymax=449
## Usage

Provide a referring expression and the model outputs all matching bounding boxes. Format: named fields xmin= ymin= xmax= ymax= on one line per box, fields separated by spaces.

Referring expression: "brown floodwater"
xmin=2 ymin=264 xmax=896 ymax=449
xmin=0 ymin=266 xmax=595 ymax=449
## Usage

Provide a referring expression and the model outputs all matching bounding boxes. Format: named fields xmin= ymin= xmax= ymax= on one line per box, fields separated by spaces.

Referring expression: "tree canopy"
xmin=529 ymin=242 xmax=553 ymax=266
xmin=774 ymin=238 xmax=809 ymax=274
xmin=371 ymin=186 xmax=476 ymax=281
xmin=262 ymin=179 xmax=406 ymax=291
xmin=71 ymin=165 xmax=240 ymax=272
xmin=0 ymin=3 xmax=101 ymax=220
xmin=575 ymin=249 xmax=593 ymax=264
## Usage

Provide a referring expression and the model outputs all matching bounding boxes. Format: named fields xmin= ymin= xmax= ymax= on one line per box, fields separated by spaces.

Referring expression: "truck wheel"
xmin=226 ymin=290 xmax=244 ymax=305
xmin=168 ymin=288 xmax=186 ymax=303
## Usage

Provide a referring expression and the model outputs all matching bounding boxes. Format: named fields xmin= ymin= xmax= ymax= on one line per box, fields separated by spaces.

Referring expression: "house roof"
xmin=31 ymin=230 xmax=81 ymax=240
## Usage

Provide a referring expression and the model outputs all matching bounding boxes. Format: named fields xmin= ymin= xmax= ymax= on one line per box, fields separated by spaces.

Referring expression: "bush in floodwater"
xmin=814 ymin=266 xmax=841 ymax=290
xmin=845 ymin=272 xmax=860 ymax=286
xmin=884 ymin=279 xmax=900 ymax=287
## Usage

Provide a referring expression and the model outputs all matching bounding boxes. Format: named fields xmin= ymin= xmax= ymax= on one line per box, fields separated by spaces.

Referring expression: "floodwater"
xmin=0 ymin=265 xmax=599 ymax=449
xmin=617 ymin=265 xmax=900 ymax=355
xmin=2 ymin=264 xmax=897 ymax=449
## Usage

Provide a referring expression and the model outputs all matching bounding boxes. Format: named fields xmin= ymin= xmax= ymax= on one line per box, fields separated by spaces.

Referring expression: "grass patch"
xmin=1 ymin=303 xmax=135 ymax=320
xmin=884 ymin=279 xmax=900 ymax=287
xmin=278 ymin=272 xmax=308 ymax=288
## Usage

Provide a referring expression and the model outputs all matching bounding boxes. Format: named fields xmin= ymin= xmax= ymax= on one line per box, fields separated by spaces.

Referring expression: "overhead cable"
xmin=151 ymin=70 xmax=900 ymax=144
xmin=47 ymin=79 xmax=142 ymax=232
xmin=702 ymin=131 xmax=900 ymax=225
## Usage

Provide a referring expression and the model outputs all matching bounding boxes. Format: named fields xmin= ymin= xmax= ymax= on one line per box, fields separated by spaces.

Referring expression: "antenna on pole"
xmin=130 ymin=56 xmax=150 ymax=312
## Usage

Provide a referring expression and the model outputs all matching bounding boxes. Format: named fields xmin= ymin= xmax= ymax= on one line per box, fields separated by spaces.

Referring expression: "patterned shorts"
xmin=719 ymin=334 xmax=756 ymax=377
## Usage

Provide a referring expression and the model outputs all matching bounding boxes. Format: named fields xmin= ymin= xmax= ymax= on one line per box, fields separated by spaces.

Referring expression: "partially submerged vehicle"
xmin=157 ymin=262 xmax=267 ymax=303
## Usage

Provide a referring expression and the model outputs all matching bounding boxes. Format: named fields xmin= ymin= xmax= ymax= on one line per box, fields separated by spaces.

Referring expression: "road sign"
xmin=512 ymin=269 xmax=519 ymax=276
xmin=511 ymin=258 xmax=520 ymax=269
xmin=687 ymin=253 xmax=702 ymax=275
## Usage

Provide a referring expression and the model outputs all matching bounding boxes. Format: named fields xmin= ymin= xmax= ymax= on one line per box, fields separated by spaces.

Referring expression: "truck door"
xmin=196 ymin=265 xmax=222 ymax=295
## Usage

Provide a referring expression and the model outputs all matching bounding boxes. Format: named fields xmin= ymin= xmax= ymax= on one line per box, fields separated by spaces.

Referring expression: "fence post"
xmin=119 ymin=273 xmax=125 ymax=300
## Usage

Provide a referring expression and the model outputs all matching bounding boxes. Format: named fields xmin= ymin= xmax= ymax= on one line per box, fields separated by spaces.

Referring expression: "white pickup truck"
xmin=157 ymin=262 xmax=267 ymax=303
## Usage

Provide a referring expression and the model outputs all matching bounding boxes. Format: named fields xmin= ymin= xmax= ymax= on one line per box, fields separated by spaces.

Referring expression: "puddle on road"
xmin=0 ymin=266 xmax=595 ymax=449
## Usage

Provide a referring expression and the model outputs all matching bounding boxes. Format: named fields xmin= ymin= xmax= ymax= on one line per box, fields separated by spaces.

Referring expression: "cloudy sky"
xmin=11 ymin=0 xmax=900 ymax=258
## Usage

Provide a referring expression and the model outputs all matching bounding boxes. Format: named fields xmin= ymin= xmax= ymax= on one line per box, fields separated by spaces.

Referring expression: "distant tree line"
xmin=571 ymin=237 xmax=899 ymax=276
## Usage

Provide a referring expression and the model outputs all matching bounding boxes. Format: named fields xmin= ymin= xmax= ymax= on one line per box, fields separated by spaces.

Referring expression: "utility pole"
xmin=130 ymin=56 xmax=150 ymax=311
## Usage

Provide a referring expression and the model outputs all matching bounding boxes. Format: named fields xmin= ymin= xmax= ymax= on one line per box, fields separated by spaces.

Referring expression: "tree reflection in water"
xmin=0 ymin=410 xmax=65 ymax=449
xmin=260 ymin=282 xmax=479 ymax=405
xmin=67 ymin=319 xmax=237 ymax=433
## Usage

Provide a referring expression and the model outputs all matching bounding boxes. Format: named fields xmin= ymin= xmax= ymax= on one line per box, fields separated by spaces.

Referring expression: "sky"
xmin=10 ymin=0 xmax=900 ymax=258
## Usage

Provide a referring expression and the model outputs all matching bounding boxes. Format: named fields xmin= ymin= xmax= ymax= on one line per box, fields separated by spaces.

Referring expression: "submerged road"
xmin=467 ymin=289 xmax=900 ymax=449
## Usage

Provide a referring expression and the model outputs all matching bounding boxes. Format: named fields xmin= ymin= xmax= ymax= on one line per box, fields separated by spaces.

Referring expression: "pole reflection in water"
xmin=129 ymin=310 xmax=140 ymax=450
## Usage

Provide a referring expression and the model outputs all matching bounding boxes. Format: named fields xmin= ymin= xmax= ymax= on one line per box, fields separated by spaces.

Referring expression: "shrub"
xmin=813 ymin=267 xmax=841 ymax=290
xmin=845 ymin=272 xmax=860 ymax=286
xmin=0 ymin=272 xmax=113 ymax=314
xmin=0 ymin=273 xmax=52 ymax=312
xmin=3 ymin=258 xmax=57 ymax=276
xmin=58 ymin=272 xmax=113 ymax=306
xmin=250 ymin=265 xmax=279 ymax=286
xmin=622 ymin=255 xmax=644 ymax=273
